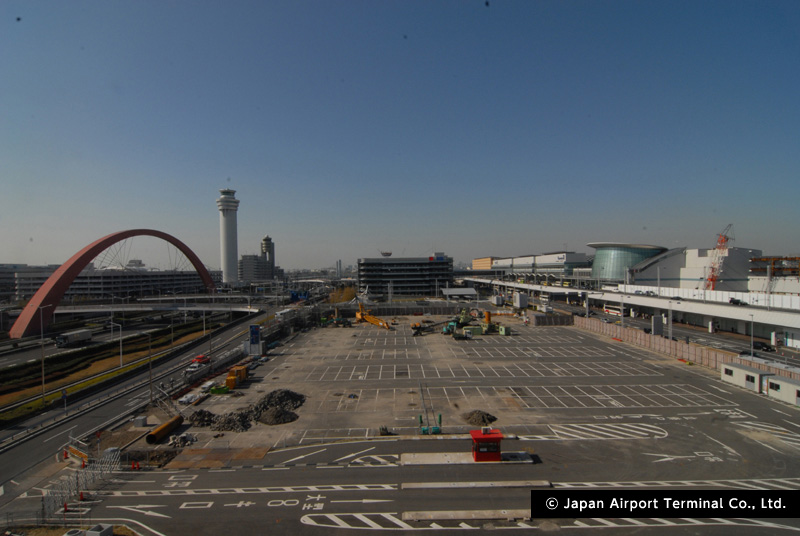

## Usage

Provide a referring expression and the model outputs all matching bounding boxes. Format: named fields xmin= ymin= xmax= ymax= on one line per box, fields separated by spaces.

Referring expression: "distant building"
xmin=10 ymin=262 xmax=221 ymax=302
xmin=486 ymin=252 xmax=590 ymax=282
xmin=748 ymin=256 xmax=800 ymax=295
xmin=261 ymin=235 xmax=276 ymax=279
xmin=629 ymin=246 xmax=762 ymax=291
xmin=238 ymin=235 xmax=284 ymax=284
xmin=238 ymin=254 xmax=268 ymax=283
xmin=358 ymin=253 xmax=454 ymax=298
xmin=472 ymin=257 xmax=496 ymax=271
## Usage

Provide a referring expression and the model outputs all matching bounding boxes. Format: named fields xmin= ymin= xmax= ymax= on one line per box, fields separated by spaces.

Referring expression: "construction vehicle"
xmin=411 ymin=318 xmax=450 ymax=336
xmin=331 ymin=308 xmax=352 ymax=327
xmin=356 ymin=302 xmax=391 ymax=330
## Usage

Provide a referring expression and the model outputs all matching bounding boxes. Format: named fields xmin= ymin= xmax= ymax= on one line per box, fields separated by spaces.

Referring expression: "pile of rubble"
xmin=257 ymin=407 xmax=298 ymax=425
xmin=169 ymin=433 xmax=197 ymax=448
xmin=187 ymin=409 xmax=216 ymax=427
xmin=462 ymin=410 xmax=497 ymax=427
xmin=211 ymin=410 xmax=252 ymax=432
xmin=188 ymin=389 xmax=306 ymax=431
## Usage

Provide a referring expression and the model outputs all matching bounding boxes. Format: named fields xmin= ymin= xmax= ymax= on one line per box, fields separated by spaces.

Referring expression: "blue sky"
xmin=2 ymin=1 xmax=798 ymax=271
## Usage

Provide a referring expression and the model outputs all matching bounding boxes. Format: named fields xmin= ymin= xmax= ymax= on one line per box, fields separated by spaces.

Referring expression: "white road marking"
xmin=42 ymin=425 xmax=78 ymax=443
xmin=107 ymin=505 xmax=170 ymax=518
xmin=330 ymin=499 xmax=394 ymax=504
xmin=280 ymin=448 xmax=326 ymax=465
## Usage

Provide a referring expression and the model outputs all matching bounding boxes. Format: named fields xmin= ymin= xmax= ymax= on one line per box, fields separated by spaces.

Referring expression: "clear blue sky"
xmin=2 ymin=1 xmax=798 ymax=271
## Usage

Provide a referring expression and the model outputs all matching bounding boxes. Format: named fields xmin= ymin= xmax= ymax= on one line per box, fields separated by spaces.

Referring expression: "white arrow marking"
xmin=330 ymin=499 xmax=393 ymax=504
xmin=281 ymin=448 xmax=326 ymax=465
xmin=642 ymin=453 xmax=696 ymax=463
xmin=107 ymin=505 xmax=171 ymax=518
xmin=334 ymin=446 xmax=375 ymax=462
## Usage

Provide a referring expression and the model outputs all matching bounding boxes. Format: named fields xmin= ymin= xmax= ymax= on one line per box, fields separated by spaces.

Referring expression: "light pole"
xmin=110 ymin=321 xmax=122 ymax=367
xmin=668 ymin=301 xmax=673 ymax=342
xmin=145 ymin=332 xmax=153 ymax=404
xmin=750 ymin=314 xmax=754 ymax=357
xmin=39 ymin=304 xmax=53 ymax=406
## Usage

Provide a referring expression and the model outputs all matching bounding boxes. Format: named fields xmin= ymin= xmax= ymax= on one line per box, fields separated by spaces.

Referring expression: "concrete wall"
xmin=573 ymin=316 xmax=800 ymax=383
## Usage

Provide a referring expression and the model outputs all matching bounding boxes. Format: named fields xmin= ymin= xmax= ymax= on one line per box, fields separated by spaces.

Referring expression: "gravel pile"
xmin=257 ymin=407 xmax=299 ymax=425
xmin=187 ymin=409 xmax=216 ymax=427
xmin=188 ymin=389 xmax=306 ymax=431
xmin=462 ymin=410 xmax=497 ymax=427
xmin=211 ymin=411 xmax=252 ymax=432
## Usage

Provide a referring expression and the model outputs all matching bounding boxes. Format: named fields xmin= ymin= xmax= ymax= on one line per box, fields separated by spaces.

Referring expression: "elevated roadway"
xmin=465 ymin=277 xmax=800 ymax=343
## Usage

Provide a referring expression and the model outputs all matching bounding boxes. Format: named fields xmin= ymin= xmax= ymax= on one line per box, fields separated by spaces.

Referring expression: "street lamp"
xmin=750 ymin=314 xmax=754 ymax=357
xmin=144 ymin=332 xmax=153 ymax=404
xmin=39 ymin=304 xmax=53 ymax=406
xmin=110 ymin=321 xmax=122 ymax=367
xmin=668 ymin=300 xmax=673 ymax=342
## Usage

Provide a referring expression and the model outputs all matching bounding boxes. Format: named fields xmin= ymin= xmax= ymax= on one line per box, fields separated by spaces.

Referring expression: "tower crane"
xmin=704 ymin=224 xmax=734 ymax=290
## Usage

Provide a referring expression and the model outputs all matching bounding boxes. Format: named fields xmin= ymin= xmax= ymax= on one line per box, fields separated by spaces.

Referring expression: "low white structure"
xmin=765 ymin=375 xmax=800 ymax=407
xmin=720 ymin=362 xmax=774 ymax=393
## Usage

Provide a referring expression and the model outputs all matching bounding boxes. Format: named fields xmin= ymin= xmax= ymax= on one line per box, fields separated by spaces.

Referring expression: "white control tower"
xmin=216 ymin=188 xmax=240 ymax=284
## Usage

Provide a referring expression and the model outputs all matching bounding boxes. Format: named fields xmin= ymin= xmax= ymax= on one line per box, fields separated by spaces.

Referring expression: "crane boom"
xmin=705 ymin=224 xmax=734 ymax=290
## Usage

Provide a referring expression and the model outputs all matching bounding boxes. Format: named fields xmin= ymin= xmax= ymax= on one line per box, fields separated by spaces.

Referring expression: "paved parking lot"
xmin=116 ymin=314 xmax=800 ymax=484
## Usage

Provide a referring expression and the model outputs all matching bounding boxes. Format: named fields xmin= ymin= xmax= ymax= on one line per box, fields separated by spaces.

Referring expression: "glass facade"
xmin=589 ymin=243 xmax=666 ymax=282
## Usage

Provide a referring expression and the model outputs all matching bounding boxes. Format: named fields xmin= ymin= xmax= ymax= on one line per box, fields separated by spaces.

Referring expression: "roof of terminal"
xmin=587 ymin=242 xmax=667 ymax=251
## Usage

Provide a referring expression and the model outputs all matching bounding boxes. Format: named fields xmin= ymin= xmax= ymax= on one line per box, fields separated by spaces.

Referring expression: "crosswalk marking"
xmin=555 ymin=477 xmax=800 ymax=490
xmin=520 ymin=422 xmax=667 ymax=441
xmin=300 ymin=512 xmax=800 ymax=531
xmin=735 ymin=421 xmax=800 ymax=451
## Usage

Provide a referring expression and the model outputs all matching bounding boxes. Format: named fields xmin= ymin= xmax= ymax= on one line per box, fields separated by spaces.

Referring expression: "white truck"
xmin=54 ymin=329 xmax=93 ymax=348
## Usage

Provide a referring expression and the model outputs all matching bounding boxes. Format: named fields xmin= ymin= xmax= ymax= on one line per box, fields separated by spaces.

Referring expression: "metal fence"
xmin=41 ymin=448 xmax=120 ymax=518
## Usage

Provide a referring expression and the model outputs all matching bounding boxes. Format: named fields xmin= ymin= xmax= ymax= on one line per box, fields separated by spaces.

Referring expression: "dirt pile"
xmin=257 ymin=407 xmax=298 ymax=425
xmin=462 ymin=410 xmax=497 ymax=427
xmin=188 ymin=389 xmax=306 ymax=430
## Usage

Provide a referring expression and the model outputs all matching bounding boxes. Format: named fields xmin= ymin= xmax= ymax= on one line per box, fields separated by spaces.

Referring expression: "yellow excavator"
xmin=356 ymin=302 xmax=391 ymax=330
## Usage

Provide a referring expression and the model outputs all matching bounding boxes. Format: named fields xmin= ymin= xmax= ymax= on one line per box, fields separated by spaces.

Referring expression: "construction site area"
xmin=104 ymin=306 xmax=583 ymax=467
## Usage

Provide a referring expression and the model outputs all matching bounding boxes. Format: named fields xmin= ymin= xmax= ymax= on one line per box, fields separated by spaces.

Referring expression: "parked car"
xmin=178 ymin=393 xmax=200 ymax=405
xmin=738 ymin=350 xmax=763 ymax=358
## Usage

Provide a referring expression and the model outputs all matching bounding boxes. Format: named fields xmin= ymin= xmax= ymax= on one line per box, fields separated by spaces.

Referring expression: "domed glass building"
xmin=588 ymin=243 xmax=667 ymax=282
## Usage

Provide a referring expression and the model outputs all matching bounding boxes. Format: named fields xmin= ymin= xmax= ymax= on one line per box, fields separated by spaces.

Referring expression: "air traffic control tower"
xmin=216 ymin=188 xmax=240 ymax=285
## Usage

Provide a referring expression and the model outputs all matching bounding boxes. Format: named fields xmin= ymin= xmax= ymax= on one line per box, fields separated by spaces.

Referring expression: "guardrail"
xmin=0 ymin=312 xmax=263 ymax=453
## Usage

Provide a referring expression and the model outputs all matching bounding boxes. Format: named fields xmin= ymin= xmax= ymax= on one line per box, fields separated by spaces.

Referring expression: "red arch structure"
xmin=10 ymin=229 xmax=216 ymax=339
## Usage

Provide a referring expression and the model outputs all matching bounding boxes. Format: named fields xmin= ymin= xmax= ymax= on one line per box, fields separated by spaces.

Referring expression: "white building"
xmin=630 ymin=247 xmax=760 ymax=292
